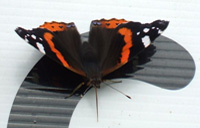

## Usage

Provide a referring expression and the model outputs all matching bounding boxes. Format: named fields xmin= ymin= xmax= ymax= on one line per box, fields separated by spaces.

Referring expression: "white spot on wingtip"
xmin=136 ymin=32 xmax=140 ymax=35
xmin=36 ymin=42 xmax=45 ymax=54
xmin=24 ymin=38 xmax=29 ymax=42
xmin=39 ymin=37 xmax=43 ymax=41
xmin=31 ymin=34 xmax=37 ymax=40
xmin=143 ymin=28 xmax=150 ymax=33
xmin=142 ymin=36 xmax=151 ymax=48
xmin=152 ymin=27 xmax=155 ymax=29
xmin=158 ymin=29 xmax=163 ymax=34
xmin=24 ymin=36 xmax=29 ymax=42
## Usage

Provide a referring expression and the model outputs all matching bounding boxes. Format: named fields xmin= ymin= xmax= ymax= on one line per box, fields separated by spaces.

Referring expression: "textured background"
xmin=0 ymin=0 xmax=200 ymax=128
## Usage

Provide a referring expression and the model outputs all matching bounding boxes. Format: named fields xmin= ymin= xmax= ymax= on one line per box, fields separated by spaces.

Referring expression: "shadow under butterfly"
xmin=8 ymin=29 xmax=195 ymax=127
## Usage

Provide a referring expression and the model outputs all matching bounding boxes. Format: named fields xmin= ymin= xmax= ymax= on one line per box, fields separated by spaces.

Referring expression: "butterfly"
xmin=15 ymin=18 xmax=169 ymax=120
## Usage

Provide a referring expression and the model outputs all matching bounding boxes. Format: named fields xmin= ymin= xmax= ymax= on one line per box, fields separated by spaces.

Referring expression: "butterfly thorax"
xmin=83 ymin=62 xmax=102 ymax=88
xmin=80 ymin=41 xmax=102 ymax=88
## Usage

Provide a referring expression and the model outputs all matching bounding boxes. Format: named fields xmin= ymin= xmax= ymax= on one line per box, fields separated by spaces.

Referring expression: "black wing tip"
xmin=15 ymin=27 xmax=27 ymax=39
xmin=15 ymin=27 xmax=23 ymax=33
xmin=154 ymin=20 xmax=170 ymax=31
xmin=161 ymin=20 xmax=169 ymax=25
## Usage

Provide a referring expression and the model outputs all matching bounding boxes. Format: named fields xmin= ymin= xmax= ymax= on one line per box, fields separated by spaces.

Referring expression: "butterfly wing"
xmin=89 ymin=18 xmax=169 ymax=76
xmin=15 ymin=22 xmax=86 ymax=76
xmin=88 ymin=19 xmax=127 ymax=70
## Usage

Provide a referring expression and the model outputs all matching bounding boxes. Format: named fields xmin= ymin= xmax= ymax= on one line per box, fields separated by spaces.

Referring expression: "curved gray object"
xmin=8 ymin=34 xmax=195 ymax=128
xmin=133 ymin=35 xmax=195 ymax=89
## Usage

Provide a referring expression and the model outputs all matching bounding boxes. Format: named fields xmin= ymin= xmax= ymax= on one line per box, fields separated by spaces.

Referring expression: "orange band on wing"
xmin=118 ymin=28 xmax=133 ymax=63
xmin=101 ymin=19 xmax=127 ymax=29
xmin=43 ymin=32 xmax=70 ymax=68
xmin=40 ymin=22 xmax=68 ymax=32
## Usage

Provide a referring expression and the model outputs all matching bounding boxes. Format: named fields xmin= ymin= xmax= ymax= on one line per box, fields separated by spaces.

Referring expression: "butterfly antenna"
xmin=95 ymin=87 xmax=99 ymax=122
xmin=103 ymin=82 xmax=132 ymax=99
xmin=65 ymin=82 xmax=85 ymax=98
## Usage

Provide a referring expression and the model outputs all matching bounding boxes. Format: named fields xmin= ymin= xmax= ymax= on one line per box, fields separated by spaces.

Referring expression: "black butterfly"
xmin=15 ymin=18 xmax=169 ymax=120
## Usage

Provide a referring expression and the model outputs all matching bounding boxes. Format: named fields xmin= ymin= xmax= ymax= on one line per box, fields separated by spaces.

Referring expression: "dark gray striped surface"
xmin=8 ymin=81 xmax=81 ymax=128
xmin=133 ymin=36 xmax=195 ymax=89
xmin=7 ymin=35 xmax=195 ymax=128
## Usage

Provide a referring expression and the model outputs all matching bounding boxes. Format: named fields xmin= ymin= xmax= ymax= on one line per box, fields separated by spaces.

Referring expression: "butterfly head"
xmin=87 ymin=77 xmax=102 ymax=88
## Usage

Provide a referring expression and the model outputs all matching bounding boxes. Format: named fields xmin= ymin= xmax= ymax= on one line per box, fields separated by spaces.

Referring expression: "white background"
xmin=0 ymin=0 xmax=200 ymax=128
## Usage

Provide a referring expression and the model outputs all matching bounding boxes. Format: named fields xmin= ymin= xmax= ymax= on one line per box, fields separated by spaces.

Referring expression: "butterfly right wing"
xmin=15 ymin=22 xmax=86 ymax=76
xmin=89 ymin=18 xmax=169 ymax=76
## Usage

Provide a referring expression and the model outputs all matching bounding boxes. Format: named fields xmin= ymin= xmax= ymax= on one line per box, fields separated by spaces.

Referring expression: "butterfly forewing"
xmin=89 ymin=19 xmax=169 ymax=76
xmin=15 ymin=22 xmax=86 ymax=76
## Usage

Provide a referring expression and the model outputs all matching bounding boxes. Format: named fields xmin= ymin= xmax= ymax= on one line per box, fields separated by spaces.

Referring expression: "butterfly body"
xmin=80 ymin=41 xmax=102 ymax=88
xmin=15 ymin=18 xmax=169 ymax=90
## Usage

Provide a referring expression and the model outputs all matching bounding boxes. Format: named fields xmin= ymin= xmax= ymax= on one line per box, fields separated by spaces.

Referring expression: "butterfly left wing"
xmin=89 ymin=18 xmax=169 ymax=76
xmin=15 ymin=22 xmax=86 ymax=76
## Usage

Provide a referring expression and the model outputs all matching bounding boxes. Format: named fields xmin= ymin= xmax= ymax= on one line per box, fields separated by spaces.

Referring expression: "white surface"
xmin=0 ymin=0 xmax=200 ymax=128
xmin=70 ymin=80 xmax=200 ymax=128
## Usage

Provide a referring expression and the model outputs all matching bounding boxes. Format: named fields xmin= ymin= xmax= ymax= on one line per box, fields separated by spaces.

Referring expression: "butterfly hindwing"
xmin=15 ymin=22 xmax=86 ymax=76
